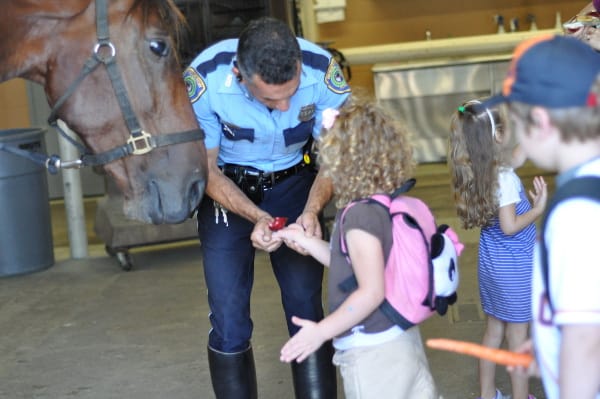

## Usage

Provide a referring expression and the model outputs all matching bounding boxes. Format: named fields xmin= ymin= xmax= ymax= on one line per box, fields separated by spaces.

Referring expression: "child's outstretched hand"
xmin=273 ymin=223 xmax=310 ymax=255
xmin=529 ymin=176 xmax=548 ymax=212
xmin=280 ymin=316 xmax=326 ymax=363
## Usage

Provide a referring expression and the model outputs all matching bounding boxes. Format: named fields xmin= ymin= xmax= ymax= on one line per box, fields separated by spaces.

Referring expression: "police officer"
xmin=184 ymin=17 xmax=351 ymax=399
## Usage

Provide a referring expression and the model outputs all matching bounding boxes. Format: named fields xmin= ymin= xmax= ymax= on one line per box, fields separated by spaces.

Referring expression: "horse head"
xmin=1 ymin=0 xmax=207 ymax=224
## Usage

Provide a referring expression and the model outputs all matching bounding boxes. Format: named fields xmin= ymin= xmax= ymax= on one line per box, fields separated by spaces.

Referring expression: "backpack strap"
xmin=391 ymin=178 xmax=416 ymax=197
xmin=540 ymin=176 xmax=600 ymax=312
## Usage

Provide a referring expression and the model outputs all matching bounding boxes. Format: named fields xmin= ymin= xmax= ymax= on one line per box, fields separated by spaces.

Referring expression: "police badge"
xmin=298 ymin=104 xmax=316 ymax=122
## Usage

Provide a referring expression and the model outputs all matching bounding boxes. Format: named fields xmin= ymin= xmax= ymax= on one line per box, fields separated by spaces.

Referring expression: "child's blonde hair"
xmin=318 ymin=95 xmax=415 ymax=208
xmin=448 ymin=101 xmax=504 ymax=229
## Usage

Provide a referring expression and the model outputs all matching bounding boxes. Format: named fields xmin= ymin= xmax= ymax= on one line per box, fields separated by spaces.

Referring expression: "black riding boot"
xmin=207 ymin=345 xmax=258 ymax=399
xmin=291 ymin=341 xmax=337 ymax=399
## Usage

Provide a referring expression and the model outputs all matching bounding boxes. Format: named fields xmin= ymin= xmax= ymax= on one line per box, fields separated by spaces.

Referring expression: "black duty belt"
xmin=221 ymin=161 xmax=308 ymax=204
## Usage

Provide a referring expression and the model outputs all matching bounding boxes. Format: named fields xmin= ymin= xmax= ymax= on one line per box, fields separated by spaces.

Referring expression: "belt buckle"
xmin=244 ymin=168 xmax=260 ymax=178
xmin=243 ymin=168 xmax=266 ymax=189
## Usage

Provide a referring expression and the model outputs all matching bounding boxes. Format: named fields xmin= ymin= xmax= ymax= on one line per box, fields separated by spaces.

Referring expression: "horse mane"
xmin=128 ymin=0 xmax=188 ymax=63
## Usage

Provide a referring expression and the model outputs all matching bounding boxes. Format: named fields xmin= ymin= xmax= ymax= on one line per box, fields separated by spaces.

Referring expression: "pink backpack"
xmin=339 ymin=180 xmax=464 ymax=330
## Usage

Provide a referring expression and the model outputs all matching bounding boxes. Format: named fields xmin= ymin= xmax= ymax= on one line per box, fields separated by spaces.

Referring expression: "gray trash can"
xmin=0 ymin=128 xmax=54 ymax=277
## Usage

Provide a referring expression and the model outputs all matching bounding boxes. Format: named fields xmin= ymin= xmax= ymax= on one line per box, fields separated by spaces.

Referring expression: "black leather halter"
xmin=44 ymin=0 xmax=204 ymax=172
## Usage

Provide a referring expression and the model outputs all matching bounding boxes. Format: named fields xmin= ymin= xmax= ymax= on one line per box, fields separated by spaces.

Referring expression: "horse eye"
xmin=149 ymin=40 xmax=169 ymax=57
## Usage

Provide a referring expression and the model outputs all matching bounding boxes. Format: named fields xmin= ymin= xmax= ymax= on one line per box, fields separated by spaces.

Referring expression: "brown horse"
xmin=0 ymin=0 xmax=207 ymax=224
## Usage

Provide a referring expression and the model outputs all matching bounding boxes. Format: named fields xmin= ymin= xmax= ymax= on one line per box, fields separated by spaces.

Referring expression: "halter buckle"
xmin=128 ymin=131 xmax=154 ymax=155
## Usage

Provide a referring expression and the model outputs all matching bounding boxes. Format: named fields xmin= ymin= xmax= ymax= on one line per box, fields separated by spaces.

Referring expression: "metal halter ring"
xmin=93 ymin=41 xmax=116 ymax=61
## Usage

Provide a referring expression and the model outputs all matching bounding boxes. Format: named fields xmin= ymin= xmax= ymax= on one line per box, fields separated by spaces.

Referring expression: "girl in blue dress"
xmin=448 ymin=100 xmax=548 ymax=399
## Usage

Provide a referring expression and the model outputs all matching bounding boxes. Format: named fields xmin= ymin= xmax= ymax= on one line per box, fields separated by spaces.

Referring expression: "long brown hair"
xmin=448 ymin=101 xmax=502 ymax=229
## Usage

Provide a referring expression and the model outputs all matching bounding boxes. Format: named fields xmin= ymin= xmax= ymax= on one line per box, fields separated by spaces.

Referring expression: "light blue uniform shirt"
xmin=184 ymin=38 xmax=351 ymax=172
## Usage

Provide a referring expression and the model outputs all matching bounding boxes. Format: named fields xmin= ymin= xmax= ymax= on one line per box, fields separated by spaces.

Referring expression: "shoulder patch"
xmin=324 ymin=59 xmax=351 ymax=94
xmin=183 ymin=66 xmax=206 ymax=103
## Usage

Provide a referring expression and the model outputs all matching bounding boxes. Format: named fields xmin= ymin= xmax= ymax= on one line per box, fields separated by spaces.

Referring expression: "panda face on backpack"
xmin=431 ymin=225 xmax=461 ymax=316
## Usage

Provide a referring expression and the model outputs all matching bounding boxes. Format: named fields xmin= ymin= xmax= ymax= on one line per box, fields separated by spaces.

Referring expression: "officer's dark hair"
xmin=236 ymin=17 xmax=301 ymax=85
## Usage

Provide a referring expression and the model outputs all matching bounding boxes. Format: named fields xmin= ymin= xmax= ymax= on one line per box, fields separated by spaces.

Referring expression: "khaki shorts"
xmin=332 ymin=326 xmax=439 ymax=399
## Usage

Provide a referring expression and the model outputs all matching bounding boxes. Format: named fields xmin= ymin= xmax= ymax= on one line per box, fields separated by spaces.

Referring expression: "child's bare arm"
xmin=306 ymin=229 xmax=386 ymax=344
xmin=499 ymin=176 xmax=548 ymax=235
xmin=279 ymin=229 xmax=385 ymax=363
xmin=274 ymin=223 xmax=331 ymax=266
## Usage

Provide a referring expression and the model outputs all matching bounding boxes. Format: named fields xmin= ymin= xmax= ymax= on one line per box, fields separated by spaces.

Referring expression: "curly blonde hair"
xmin=318 ymin=95 xmax=415 ymax=208
xmin=448 ymin=101 xmax=503 ymax=229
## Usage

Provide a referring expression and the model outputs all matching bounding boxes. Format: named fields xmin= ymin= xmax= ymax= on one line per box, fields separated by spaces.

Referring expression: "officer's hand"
xmin=251 ymin=216 xmax=283 ymax=252
xmin=296 ymin=211 xmax=322 ymax=239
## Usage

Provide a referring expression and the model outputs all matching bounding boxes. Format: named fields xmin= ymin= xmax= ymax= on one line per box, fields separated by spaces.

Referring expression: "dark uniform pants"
xmin=197 ymin=168 xmax=325 ymax=353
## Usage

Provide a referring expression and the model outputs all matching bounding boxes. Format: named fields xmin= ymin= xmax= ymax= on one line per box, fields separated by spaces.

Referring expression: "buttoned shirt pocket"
xmin=283 ymin=119 xmax=314 ymax=148
xmin=220 ymin=122 xmax=258 ymax=157
xmin=221 ymin=123 xmax=255 ymax=143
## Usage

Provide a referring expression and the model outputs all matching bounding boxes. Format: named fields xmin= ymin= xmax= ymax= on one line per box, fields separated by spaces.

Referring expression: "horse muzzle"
xmin=124 ymin=172 xmax=206 ymax=224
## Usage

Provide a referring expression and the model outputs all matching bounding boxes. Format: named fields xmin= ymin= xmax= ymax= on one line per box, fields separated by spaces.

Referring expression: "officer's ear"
xmin=233 ymin=61 xmax=243 ymax=82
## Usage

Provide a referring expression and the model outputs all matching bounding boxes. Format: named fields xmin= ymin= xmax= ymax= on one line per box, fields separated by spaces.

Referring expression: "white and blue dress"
xmin=478 ymin=167 xmax=536 ymax=322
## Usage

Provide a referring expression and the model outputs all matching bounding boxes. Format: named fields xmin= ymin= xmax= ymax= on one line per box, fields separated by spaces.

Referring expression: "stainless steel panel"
xmin=375 ymin=62 xmax=494 ymax=99
xmin=373 ymin=60 xmax=510 ymax=163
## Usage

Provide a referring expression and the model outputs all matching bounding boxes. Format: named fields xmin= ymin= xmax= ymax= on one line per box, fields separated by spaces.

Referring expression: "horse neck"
xmin=0 ymin=0 xmax=93 ymax=83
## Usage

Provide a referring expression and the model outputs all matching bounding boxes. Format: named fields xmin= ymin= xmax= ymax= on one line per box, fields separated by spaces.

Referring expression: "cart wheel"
xmin=105 ymin=245 xmax=117 ymax=257
xmin=115 ymin=250 xmax=133 ymax=271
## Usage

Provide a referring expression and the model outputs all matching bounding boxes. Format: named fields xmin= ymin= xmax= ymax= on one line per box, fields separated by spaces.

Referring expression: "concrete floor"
xmin=0 ymin=163 xmax=551 ymax=399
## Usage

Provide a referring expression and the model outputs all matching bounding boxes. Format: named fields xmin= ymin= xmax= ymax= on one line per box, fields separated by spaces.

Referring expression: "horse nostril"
xmin=189 ymin=180 xmax=205 ymax=213
xmin=147 ymin=180 xmax=166 ymax=224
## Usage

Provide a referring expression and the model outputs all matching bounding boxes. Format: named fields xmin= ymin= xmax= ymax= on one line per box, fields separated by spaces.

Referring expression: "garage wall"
xmin=317 ymin=0 xmax=584 ymax=91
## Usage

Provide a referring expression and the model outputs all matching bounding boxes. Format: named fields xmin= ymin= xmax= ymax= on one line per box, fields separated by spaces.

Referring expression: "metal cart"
xmin=94 ymin=178 xmax=197 ymax=270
